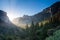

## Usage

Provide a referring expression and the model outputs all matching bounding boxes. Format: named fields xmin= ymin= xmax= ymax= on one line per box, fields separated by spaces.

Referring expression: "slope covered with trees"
xmin=24 ymin=1 xmax=60 ymax=40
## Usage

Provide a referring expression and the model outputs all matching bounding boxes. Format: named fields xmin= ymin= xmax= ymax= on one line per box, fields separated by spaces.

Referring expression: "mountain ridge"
xmin=13 ymin=1 xmax=60 ymax=27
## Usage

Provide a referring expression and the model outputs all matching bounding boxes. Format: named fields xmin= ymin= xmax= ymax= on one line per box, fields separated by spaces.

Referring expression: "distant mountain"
xmin=13 ymin=1 xmax=60 ymax=27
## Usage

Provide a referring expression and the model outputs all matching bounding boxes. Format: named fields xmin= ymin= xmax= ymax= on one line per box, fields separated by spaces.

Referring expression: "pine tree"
xmin=40 ymin=22 xmax=43 ymax=28
xmin=29 ymin=21 xmax=35 ymax=40
xmin=35 ymin=22 xmax=40 ymax=30
xmin=34 ymin=22 xmax=40 ymax=40
xmin=25 ymin=24 xmax=29 ymax=31
xmin=29 ymin=21 xmax=40 ymax=40
xmin=25 ymin=24 xmax=30 ymax=40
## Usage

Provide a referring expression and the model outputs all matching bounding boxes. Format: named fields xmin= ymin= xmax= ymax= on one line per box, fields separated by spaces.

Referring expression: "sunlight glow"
xmin=7 ymin=10 xmax=17 ymax=21
xmin=7 ymin=14 xmax=14 ymax=21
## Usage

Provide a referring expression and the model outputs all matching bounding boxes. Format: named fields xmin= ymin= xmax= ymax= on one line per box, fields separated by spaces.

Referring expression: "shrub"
xmin=46 ymin=30 xmax=60 ymax=40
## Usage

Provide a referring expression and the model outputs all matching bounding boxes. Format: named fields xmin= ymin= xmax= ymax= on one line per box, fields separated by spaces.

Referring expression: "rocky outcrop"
xmin=0 ymin=10 xmax=10 ymax=24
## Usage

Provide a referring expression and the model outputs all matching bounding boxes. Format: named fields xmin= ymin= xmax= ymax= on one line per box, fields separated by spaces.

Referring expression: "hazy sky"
xmin=0 ymin=0 xmax=60 ymax=20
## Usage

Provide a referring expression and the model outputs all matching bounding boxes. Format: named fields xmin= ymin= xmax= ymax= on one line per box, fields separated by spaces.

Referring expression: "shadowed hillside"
xmin=0 ymin=10 xmax=26 ymax=40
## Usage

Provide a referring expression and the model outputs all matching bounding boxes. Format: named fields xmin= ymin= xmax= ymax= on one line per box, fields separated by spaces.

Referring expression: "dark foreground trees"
xmin=25 ymin=18 xmax=60 ymax=40
xmin=25 ymin=21 xmax=49 ymax=40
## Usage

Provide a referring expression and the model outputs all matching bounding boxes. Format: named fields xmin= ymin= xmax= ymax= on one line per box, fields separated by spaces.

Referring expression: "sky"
xmin=0 ymin=0 xmax=60 ymax=21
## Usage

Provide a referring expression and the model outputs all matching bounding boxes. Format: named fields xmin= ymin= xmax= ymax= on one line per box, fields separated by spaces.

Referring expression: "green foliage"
xmin=46 ymin=30 xmax=60 ymax=40
xmin=25 ymin=21 xmax=55 ymax=40
xmin=25 ymin=21 xmax=41 ymax=40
